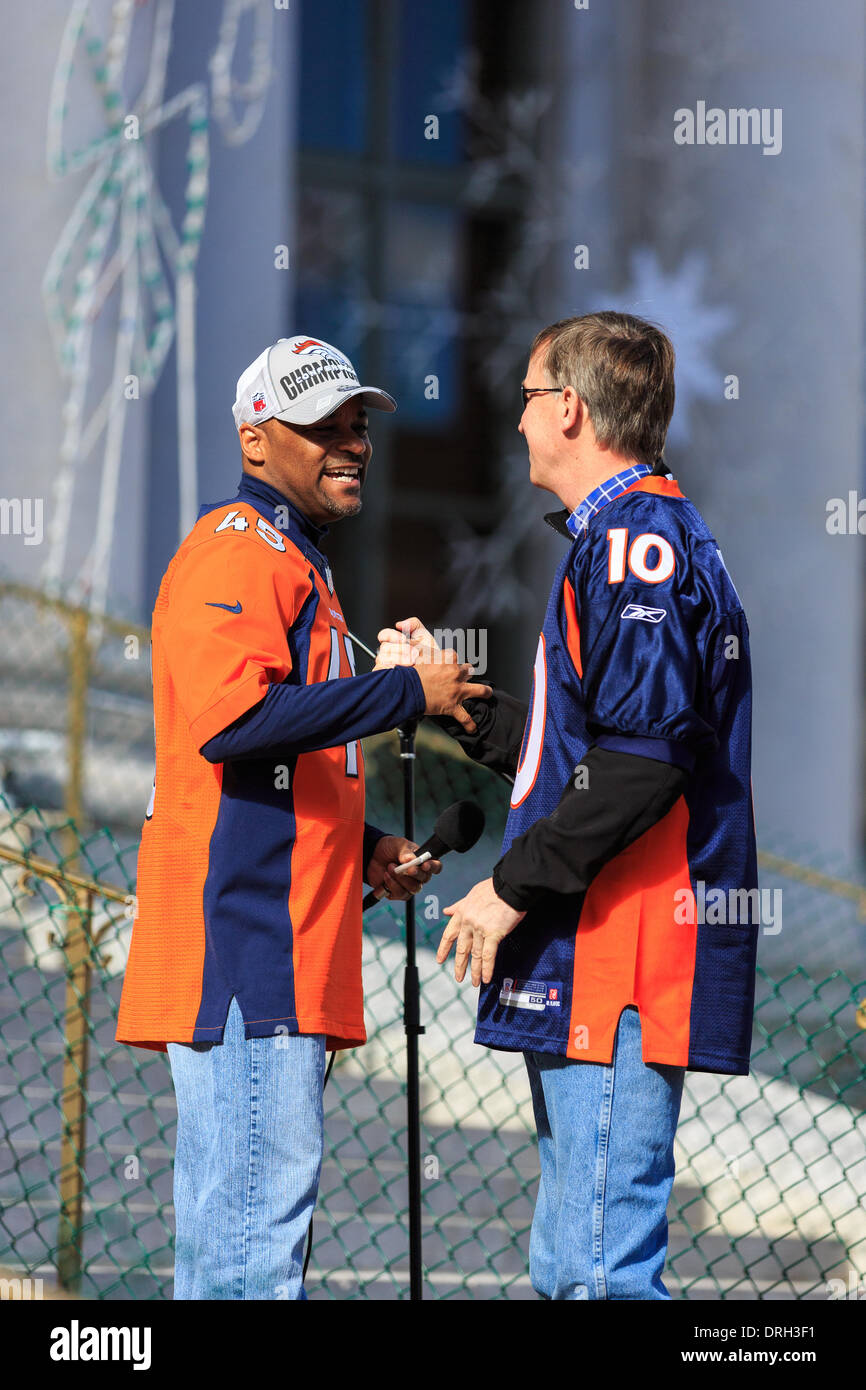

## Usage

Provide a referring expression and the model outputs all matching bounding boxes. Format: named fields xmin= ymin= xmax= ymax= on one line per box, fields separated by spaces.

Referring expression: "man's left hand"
xmin=437 ymin=878 xmax=525 ymax=986
xmin=367 ymin=836 xmax=442 ymax=901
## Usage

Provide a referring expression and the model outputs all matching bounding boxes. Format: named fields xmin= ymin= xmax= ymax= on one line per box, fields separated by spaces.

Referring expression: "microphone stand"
xmin=397 ymin=716 xmax=424 ymax=1302
xmin=345 ymin=629 xmax=511 ymax=1299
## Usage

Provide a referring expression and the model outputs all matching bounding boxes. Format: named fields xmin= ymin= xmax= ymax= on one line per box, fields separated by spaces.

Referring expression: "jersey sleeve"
xmin=577 ymin=516 xmax=717 ymax=769
xmin=198 ymin=664 xmax=425 ymax=761
xmin=160 ymin=530 xmax=308 ymax=749
xmin=427 ymin=686 xmax=529 ymax=777
xmin=493 ymin=745 xmax=689 ymax=910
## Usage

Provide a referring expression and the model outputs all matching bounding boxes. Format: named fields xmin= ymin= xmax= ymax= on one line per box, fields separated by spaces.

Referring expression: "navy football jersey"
xmin=476 ymin=473 xmax=758 ymax=1075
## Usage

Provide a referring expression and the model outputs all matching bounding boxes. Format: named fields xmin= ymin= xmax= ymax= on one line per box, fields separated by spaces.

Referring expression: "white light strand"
xmin=43 ymin=0 xmax=275 ymax=613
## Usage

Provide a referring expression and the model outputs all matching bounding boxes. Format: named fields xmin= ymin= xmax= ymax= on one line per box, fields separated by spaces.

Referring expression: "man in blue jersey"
xmin=376 ymin=312 xmax=758 ymax=1300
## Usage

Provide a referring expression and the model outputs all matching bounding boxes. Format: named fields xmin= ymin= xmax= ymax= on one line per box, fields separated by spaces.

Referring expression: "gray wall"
xmin=540 ymin=0 xmax=865 ymax=860
xmin=0 ymin=0 xmax=148 ymax=612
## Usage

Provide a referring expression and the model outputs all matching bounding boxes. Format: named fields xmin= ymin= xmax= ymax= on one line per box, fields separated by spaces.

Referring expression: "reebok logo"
xmin=621 ymin=603 xmax=666 ymax=623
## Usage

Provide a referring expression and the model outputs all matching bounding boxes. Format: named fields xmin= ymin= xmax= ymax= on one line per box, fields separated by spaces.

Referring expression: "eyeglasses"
xmin=521 ymin=385 xmax=564 ymax=409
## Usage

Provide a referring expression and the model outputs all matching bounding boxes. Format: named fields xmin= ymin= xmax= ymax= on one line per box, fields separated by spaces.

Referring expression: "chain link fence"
xmin=1 ymin=583 xmax=865 ymax=1300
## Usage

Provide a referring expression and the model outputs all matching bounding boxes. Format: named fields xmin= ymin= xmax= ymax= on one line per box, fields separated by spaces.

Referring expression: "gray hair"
xmin=530 ymin=311 xmax=676 ymax=468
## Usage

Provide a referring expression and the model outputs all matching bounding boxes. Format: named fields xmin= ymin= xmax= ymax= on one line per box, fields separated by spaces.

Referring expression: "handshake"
xmin=374 ymin=617 xmax=490 ymax=733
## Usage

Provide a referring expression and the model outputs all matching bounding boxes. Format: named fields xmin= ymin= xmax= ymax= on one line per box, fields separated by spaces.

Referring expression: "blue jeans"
xmin=167 ymin=997 xmax=326 ymax=1300
xmin=524 ymin=1005 xmax=684 ymax=1300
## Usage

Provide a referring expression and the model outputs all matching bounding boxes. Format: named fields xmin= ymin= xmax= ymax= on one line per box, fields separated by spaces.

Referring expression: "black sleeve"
xmin=492 ymin=745 xmax=689 ymax=911
xmin=428 ymin=685 xmax=528 ymax=778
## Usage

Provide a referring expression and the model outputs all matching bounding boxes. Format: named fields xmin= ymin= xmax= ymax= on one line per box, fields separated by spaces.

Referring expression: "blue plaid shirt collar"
xmin=565 ymin=463 xmax=654 ymax=537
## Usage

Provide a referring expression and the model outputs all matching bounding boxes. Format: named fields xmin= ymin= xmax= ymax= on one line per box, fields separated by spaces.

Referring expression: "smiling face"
xmin=238 ymin=398 xmax=373 ymax=526
xmin=519 ymin=345 xmax=568 ymax=493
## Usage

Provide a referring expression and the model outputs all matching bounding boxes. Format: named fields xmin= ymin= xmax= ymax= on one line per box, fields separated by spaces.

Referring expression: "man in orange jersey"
xmin=116 ymin=335 xmax=489 ymax=1300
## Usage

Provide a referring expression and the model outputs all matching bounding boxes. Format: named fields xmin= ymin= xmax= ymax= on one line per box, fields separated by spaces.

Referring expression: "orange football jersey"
xmin=116 ymin=475 xmax=423 ymax=1051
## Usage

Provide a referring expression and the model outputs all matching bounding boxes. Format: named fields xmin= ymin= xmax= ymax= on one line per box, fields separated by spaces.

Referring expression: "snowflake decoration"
xmin=444 ymin=451 xmax=540 ymax=623
xmin=604 ymin=247 xmax=735 ymax=446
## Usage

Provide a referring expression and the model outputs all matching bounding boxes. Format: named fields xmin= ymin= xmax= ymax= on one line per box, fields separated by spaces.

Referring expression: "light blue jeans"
xmin=167 ymin=997 xmax=326 ymax=1300
xmin=524 ymin=1005 xmax=684 ymax=1300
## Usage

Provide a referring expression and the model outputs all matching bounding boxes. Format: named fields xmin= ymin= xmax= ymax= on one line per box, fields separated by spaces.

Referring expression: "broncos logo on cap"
xmin=291 ymin=338 xmax=324 ymax=354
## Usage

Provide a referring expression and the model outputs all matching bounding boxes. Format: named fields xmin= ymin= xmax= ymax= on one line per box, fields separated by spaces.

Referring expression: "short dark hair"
xmin=530 ymin=311 xmax=676 ymax=468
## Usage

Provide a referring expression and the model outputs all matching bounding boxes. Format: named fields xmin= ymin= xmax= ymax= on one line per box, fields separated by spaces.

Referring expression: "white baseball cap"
xmin=232 ymin=335 xmax=397 ymax=429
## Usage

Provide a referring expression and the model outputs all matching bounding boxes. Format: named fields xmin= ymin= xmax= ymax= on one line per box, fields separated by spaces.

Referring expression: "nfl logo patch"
xmin=252 ymin=392 xmax=266 ymax=412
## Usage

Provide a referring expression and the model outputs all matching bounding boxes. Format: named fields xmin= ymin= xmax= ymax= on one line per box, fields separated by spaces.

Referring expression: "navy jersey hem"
xmin=473 ymin=1028 xmax=752 ymax=1076
xmin=191 ymin=1014 xmax=297 ymax=1042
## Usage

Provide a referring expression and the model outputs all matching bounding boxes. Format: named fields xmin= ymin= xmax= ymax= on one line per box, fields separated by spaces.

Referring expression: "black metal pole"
xmin=398 ymin=717 xmax=424 ymax=1301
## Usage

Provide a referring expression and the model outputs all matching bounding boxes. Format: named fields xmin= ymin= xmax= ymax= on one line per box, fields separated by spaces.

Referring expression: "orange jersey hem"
xmin=115 ymin=1014 xmax=367 ymax=1053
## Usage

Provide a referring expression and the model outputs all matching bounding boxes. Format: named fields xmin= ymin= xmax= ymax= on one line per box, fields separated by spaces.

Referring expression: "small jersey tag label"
xmin=499 ymin=978 xmax=563 ymax=1012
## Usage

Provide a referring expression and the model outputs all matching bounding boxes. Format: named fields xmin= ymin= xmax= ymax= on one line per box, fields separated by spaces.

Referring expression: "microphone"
xmin=362 ymin=799 xmax=485 ymax=910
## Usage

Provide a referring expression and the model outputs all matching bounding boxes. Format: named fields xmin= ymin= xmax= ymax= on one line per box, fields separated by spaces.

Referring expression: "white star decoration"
xmin=604 ymin=247 xmax=735 ymax=445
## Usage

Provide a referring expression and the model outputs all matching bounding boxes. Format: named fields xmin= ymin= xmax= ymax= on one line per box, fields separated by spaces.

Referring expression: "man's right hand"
xmin=375 ymin=617 xmax=491 ymax=733
xmin=414 ymin=653 xmax=491 ymax=732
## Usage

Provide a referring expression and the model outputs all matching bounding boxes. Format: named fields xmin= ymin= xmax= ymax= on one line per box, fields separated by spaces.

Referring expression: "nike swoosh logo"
xmin=205 ymin=600 xmax=242 ymax=613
